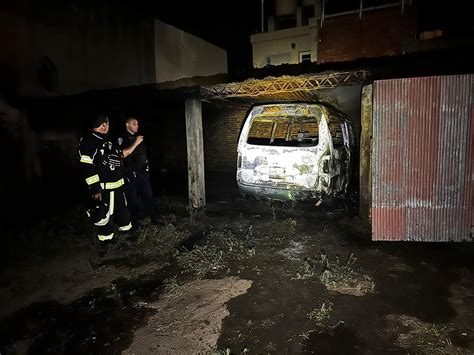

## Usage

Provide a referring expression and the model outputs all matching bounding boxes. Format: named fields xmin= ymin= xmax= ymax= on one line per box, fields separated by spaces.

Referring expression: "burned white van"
xmin=236 ymin=103 xmax=354 ymax=202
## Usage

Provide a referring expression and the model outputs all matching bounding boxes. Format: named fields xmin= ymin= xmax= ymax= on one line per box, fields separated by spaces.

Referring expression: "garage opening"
xmin=199 ymin=70 xmax=368 ymax=208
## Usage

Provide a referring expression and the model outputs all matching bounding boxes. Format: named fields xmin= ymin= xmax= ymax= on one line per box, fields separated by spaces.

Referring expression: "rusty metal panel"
xmin=372 ymin=75 xmax=473 ymax=241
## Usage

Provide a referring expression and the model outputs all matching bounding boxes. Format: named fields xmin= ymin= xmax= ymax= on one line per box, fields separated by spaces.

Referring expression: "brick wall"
xmin=318 ymin=7 xmax=416 ymax=63
xmin=203 ymin=103 xmax=251 ymax=173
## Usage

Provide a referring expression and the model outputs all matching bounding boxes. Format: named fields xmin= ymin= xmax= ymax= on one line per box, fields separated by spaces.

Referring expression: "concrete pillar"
xmin=185 ymin=98 xmax=206 ymax=209
xmin=359 ymin=84 xmax=373 ymax=220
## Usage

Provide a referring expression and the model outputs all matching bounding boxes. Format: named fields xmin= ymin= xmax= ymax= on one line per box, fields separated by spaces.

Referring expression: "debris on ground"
xmin=162 ymin=276 xmax=184 ymax=299
xmin=1 ymin=197 xmax=473 ymax=354
xmin=319 ymin=252 xmax=375 ymax=296
xmin=294 ymin=257 xmax=320 ymax=280
xmin=177 ymin=230 xmax=255 ymax=279
xmin=308 ymin=301 xmax=334 ymax=327
xmin=294 ymin=252 xmax=374 ymax=296
xmin=251 ymin=218 xmax=298 ymax=245
xmin=224 ymin=218 xmax=251 ymax=235
xmin=387 ymin=315 xmax=458 ymax=354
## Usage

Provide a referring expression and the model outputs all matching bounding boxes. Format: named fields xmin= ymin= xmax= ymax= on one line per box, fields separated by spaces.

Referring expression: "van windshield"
xmin=247 ymin=116 xmax=320 ymax=147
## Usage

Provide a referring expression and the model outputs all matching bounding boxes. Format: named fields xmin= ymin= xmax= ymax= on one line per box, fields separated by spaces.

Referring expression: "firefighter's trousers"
xmin=96 ymin=187 xmax=131 ymax=241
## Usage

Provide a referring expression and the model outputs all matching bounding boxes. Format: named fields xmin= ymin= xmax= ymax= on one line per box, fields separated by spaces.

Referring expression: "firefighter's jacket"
xmin=79 ymin=132 xmax=125 ymax=194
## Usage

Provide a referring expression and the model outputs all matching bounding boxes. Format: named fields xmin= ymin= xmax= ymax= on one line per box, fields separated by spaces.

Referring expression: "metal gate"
xmin=372 ymin=75 xmax=473 ymax=241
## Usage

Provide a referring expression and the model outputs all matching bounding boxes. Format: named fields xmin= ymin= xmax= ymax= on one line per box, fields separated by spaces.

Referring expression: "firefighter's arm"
xmin=79 ymin=146 xmax=102 ymax=196
xmin=122 ymin=135 xmax=144 ymax=158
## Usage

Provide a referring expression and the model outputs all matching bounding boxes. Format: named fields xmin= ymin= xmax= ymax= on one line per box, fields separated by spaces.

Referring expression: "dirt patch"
xmin=124 ymin=277 xmax=252 ymax=354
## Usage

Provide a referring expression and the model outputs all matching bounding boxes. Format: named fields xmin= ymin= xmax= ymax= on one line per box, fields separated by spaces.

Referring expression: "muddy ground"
xmin=0 ymin=196 xmax=473 ymax=354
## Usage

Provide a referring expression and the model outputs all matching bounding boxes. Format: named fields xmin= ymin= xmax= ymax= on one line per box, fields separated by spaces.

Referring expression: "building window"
xmin=299 ymin=51 xmax=311 ymax=63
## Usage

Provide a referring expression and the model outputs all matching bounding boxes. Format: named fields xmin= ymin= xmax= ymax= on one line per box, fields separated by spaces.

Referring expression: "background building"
xmin=251 ymin=0 xmax=417 ymax=68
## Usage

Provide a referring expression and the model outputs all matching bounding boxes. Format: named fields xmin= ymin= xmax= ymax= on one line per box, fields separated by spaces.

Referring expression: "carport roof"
xmin=200 ymin=70 xmax=369 ymax=101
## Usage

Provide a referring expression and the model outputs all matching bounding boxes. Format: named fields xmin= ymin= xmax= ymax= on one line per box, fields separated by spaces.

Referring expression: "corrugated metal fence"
xmin=372 ymin=75 xmax=473 ymax=241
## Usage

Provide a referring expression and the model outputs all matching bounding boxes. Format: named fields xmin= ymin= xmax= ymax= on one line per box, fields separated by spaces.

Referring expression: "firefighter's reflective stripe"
xmin=86 ymin=174 xmax=100 ymax=185
xmin=118 ymin=222 xmax=132 ymax=231
xmin=109 ymin=191 xmax=115 ymax=215
xmin=98 ymin=232 xmax=114 ymax=241
xmin=86 ymin=208 xmax=110 ymax=226
xmin=100 ymin=178 xmax=124 ymax=190
xmin=94 ymin=213 xmax=110 ymax=226
xmin=80 ymin=155 xmax=93 ymax=164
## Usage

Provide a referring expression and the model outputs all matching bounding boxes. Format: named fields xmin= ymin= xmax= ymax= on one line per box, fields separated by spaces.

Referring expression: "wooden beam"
xmin=185 ymin=98 xmax=206 ymax=209
xmin=359 ymin=84 xmax=373 ymax=221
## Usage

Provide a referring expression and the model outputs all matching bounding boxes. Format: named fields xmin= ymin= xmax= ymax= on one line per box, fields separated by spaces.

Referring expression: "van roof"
xmin=251 ymin=103 xmax=348 ymax=123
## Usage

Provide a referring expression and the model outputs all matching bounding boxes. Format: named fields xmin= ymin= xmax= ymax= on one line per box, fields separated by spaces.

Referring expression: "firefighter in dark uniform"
xmin=117 ymin=117 xmax=159 ymax=228
xmin=79 ymin=114 xmax=143 ymax=243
